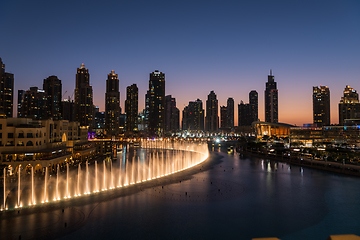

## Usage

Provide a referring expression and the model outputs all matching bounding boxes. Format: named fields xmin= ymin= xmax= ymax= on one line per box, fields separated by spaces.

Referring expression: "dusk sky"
xmin=1 ymin=0 xmax=359 ymax=126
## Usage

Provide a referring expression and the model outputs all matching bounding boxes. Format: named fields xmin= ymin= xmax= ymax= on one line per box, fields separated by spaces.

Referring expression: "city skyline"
xmin=1 ymin=0 xmax=359 ymax=126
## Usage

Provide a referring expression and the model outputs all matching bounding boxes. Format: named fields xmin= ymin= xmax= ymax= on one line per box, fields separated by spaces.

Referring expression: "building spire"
xmin=270 ymin=69 xmax=272 ymax=76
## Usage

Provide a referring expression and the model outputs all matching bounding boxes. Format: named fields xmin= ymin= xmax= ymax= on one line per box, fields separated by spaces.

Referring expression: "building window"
xmin=18 ymin=132 xmax=24 ymax=138
xmin=8 ymin=133 xmax=14 ymax=138
xmin=27 ymin=133 xmax=33 ymax=138
xmin=26 ymin=141 xmax=33 ymax=146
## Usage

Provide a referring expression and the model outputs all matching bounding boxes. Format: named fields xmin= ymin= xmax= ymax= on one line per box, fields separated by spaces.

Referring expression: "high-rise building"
xmin=62 ymin=99 xmax=75 ymax=122
xmin=125 ymin=84 xmax=138 ymax=132
xmin=21 ymin=87 xmax=48 ymax=120
xmin=0 ymin=58 xmax=14 ymax=117
xmin=148 ymin=70 xmax=165 ymax=136
xmin=105 ymin=70 xmax=120 ymax=136
xmin=75 ymin=63 xmax=93 ymax=130
xmin=17 ymin=90 xmax=25 ymax=118
xmin=226 ymin=98 xmax=234 ymax=129
xmin=339 ymin=85 xmax=360 ymax=125
xmin=238 ymin=101 xmax=251 ymax=126
xmin=182 ymin=99 xmax=204 ymax=131
xmin=265 ymin=70 xmax=278 ymax=123
xmin=220 ymin=106 xmax=228 ymax=129
xmin=313 ymin=86 xmax=330 ymax=127
xmin=205 ymin=90 xmax=219 ymax=132
xmin=43 ymin=75 xmax=62 ymax=120
xmin=165 ymin=95 xmax=180 ymax=132
xmin=249 ymin=90 xmax=258 ymax=122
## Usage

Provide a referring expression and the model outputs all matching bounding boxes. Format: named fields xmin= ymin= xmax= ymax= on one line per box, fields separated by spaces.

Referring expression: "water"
xmin=1 ymin=147 xmax=360 ymax=239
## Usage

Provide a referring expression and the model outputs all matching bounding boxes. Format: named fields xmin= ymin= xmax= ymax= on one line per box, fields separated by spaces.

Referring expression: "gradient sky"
xmin=1 ymin=0 xmax=359 ymax=126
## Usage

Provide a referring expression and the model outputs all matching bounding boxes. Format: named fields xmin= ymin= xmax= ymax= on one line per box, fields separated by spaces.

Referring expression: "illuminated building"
xmin=182 ymin=99 xmax=204 ymax=131
xmin=238 ymin=90 xmax=258 ymax=127
xmin=205 ymin=90 xmax=219 ymax=132
xmin=125 ymin=84 xmax=138 ymax=132
xmin=43 ymin=75 xmax=62 ymax=120
xmin=0 ymin=58 xmax=14 ymax=118
xmin=253 ymin=121 xmax=294 ymax=139
xmin=17 ymin=90 xmax=25 ymax=118
xmin=105 ymin=70 xmax=120 ymax=136
xmin=313 ymin=86 xmax=330 ymax=127
xmin=165 ymin=95 xmax=179 ymax=132
xmin=20 ymin=87 xmax=48 ymax=120
xmin=148 ymin=70 xmax=165 ymax=136
xmin=226 ymin=97 xmax=234 ymax=129
xmin=339 ymin=85 xmax=360 ymax=125
xmin=265 ymin=70 xmax=278 ymax=123
xmin=220 ymin=106 xmax=228 ymax=129
xmin=74 ymin=63 xmax=93 ymax=130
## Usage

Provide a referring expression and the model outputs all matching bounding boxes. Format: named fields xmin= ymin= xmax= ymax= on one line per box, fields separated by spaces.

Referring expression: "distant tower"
xmin=226 ymin=97 xmax=234 ymax=129
xmin=249 ymin=90 xmax=258 ymax=122
xmin=313 ymin=86 xmax=330 ymax=127
xmin=220 ymin=106 xmax=228 ymax=129
xmin=17 ymin=90 xmax=25 ymax=118
xmin=338 ymin=85 xmax=360 ymax=125
xmin=205 ymin=90 xmax=219 ymax=132
xmin=43 ymin=75 xmax=62 ymax=120
xmin=125 ymin=84 xmax=138 ymax=132
xmin=105 ymin=70 xmax=120 ymax=136
xmin=75 ymin=63 xmax=93 ymax=129
xmin=265 ymin=70 xmax=278 ymax=123
xmin=182 ymin=99 xmax=204 ymax=131
xmin=165 ymin=95 xmax=180 ymax=132
xmin=22 ymin=87 xmax=48 ymax=120
xmin=148 ymin=70 xmax=165 ymax=136
xmin=0 ymin=58 xmax=14 ymax=117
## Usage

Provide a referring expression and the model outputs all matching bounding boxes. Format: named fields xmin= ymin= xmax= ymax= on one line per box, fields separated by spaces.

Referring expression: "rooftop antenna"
xmin=270 ymin=69 xmax=272 ymax=76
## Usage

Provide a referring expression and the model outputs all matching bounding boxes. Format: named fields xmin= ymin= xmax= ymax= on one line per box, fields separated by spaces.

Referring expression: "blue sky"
xmin=1 ymin=0 xmax=359 ymax=125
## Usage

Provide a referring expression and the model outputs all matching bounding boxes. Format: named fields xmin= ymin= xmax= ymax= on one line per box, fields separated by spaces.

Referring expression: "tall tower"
xmin=249 ymin=90 xmax=258 ymax=122
xmin=338 ymin=85 xmax=360 ymax=125
xmin=220 ymin=106 xmax=228 ymax=129
xmin=265 ymin=70 xmax=278 ymax=123
xmin=148 ymin=70 xmax=165 ymax=136
xmin=105 ymin=70 xmax=120 ymax=136
xmin=75 ymin=63 xmax=93 ymax=129
xmin=0 ymin=58 xmax=14 ymax=117
xmin=313 ymin=86 xmax=330 ymax=127
xmin=205 ymin=90 xmax=219 ymax=132
xmin=165 ymin=95 xmax=180 ymax=132
xmin=182 ymin=99 xmax=204 ymax=131
xmin=22 ymin=87 xmax=48 ymax=120
xmin=226 ymin=97 xmax=234 ymax=129
xmin=17 ymin=90 xmax=25 ymax=118
xmin=43 ymin=75 xmax=62 ymax=120
xmin=125 ymin=84 xmax=138 ymax=132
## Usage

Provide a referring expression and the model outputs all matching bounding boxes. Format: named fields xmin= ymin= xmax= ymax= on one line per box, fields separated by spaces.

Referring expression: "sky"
xmin=1 ymin=0 xmax=359 ymax=126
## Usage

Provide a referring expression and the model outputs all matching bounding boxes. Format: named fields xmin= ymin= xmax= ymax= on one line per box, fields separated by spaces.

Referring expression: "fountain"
xmin=1 ymin=140 xmax=209 ymax=211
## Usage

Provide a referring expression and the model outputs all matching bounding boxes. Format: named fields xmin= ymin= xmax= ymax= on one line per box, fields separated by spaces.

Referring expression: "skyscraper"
xmin=125 ymin=84 xmax=138 ymax=132
xmin=105 ymin=70 xmax=120 ymax=136
xmin=220 ymin=106 xmax=228 ymax=129
xmin=339 ymin=85 xmax=360 ymax=125
xmin=75 ymin=63 xmax=93 ymax=129
xmin=148 ymin=70 xmax=165 ymax=136
xmin=165 ymin=95 xmax=180 ymax=132
xmin=265 ymin=70 xmax=278 ymax=123
xmin=238 ymin=101 xmax=251 ymax=126
xmin=182 ymin=99 xmax=204 ymax=131
xmin=0 ymin=58 xmax=14 ymax=117
xmin=43 ymin=75 xmax=62 ymax=120
xmin=17 ymin=90 xmax=25 ymax=118
xmin=205 ymin=90 xmax=219 ymax=132
xmin=249 ymin=90 xmax=258 ymax=122
xmin=226 ymin=97 xmax=234 ymax=129
xmin=21 ymin=87 xmax=48 ymax=120
xmin=313 ymin=86 xmax=330 ymax=127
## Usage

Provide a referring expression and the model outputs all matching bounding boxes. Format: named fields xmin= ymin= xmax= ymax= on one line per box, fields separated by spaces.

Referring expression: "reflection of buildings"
xmin=339 ymin=85 xmax=360 ymax=125
xmin=205 ymin=91 xmax=219 ymax=132
xmin=265 ymin=70 xmax=278 ymax=123
xmin=105 ymin=70 xmax=120 ymax=136
xmin=313 ymin=86 xmax=330 ymax=127
xmin=0 ymin=58 xmax=14 ymax=118
xmin=148 ymin=70 xmax=165 ymax=136
xmin=0 ymin=117 xmax=96 ymax=174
